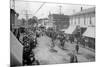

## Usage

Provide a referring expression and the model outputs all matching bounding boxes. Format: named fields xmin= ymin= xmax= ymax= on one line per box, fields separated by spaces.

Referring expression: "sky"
xmin=10 ymin=0 xmax=95 ymax=19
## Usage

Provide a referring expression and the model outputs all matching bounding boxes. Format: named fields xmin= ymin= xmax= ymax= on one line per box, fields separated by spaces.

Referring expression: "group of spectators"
xmin=12 ymin=26 xmax=41 ymax=65
xmin=11 ymin=26 xmax=80 ymax=65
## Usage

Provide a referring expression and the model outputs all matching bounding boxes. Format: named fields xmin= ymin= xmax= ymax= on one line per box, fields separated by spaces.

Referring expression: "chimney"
xmin=81 ymin=7 xmax=83 ymax=11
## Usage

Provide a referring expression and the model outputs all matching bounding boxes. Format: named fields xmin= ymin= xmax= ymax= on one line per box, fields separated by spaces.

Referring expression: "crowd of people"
xmin=11 ymin=25 xmax=80 ymax=65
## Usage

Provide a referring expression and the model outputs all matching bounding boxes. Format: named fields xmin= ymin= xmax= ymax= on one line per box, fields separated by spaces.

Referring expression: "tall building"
xmin=62 ymin=7 xmax=96 ymax=49
xmin=69 ymin=7 xmax=95 ymax=38
xmin=48 ymin=14 xmax=69 ymax=30
xmin=70 ymin=7 xmax=95 ymax=27
xmin=63 ymin=7 xmax=95 ymax=37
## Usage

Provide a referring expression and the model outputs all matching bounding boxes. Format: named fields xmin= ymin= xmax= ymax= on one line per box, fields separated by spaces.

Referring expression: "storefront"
xmin=83 ymin=27 xmax=95 ymax=38
xmin=73 ymin=26 xmax=86 ymax=37
xmin=82 ymin=27 xmax=95 ymax=49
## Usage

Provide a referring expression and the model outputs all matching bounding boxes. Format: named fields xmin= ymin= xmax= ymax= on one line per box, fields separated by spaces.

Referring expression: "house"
xmin=68 ymin=7 xmax=96 ymax=49
xmin=38 ymin=18 xmax=54 ymax=29
xmin=70 ymin=7 xmax=95 ymax=27
xmin=64 ymin=7 xmax=95 ymax=38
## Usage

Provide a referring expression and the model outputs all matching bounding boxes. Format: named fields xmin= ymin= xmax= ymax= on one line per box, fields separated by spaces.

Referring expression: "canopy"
xmin=83 ymin=27 xmax=95 ymax=38
xmin=61 ymin=25 xmax=76 ymax=34
xmin=10 ymin=32 xmax=23 ymax=65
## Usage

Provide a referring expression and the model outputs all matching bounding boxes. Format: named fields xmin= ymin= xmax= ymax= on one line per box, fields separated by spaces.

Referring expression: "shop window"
xmin=91 ymin=16 xmax=95 ymax=26
xmin=90 ymin=17 xmax=92 ymax=25
xmin=86 ymin=17 xmax=90 ymax=26
xmin=84 ymin=16 xmax=86 ymax=25
xmin=73 ymin=18 xmax=75 ymax=25
xmin=76 ymin=18 xmax=78 ymax=25
xmin=80 ymin=17 xmax=84 ymax=26
xmin=78 ymin=17 xmax=80 ymax=25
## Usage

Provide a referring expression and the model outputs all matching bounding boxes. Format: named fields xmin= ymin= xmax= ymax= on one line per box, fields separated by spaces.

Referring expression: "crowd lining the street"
xmin=11 ymin=25 xmax=81 ymax=65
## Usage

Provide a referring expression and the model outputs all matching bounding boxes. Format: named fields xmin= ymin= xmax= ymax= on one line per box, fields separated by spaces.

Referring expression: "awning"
xmin=10 ymin=32 xmax=23 ymax=65
xmin=73 ymin=27 xmax=87 ymax=35
xmin=83 ymin=27 xmax=95 ymax=38
xmin=61 ymin=25 xmax=76 ymax=34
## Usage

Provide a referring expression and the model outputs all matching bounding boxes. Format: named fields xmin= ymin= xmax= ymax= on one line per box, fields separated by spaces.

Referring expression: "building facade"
xmin=48 ymin=14 xmax=69 ymax=30
xmin=70 ymin=7 xmax=95 ymax=27
xmin=69 ymin=7 xmax=96 ymax=49
xmin=68 ymin=7 xmax=95 ymax=38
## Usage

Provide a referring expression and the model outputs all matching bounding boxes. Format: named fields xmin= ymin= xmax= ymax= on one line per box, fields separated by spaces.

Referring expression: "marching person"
xmin=70 ymin=51 xmax=78 ymax=63
xmin=75 ymin=44 xmax=79 ymax=54
xmin=59 ymin=35 xmax=65 ymax=49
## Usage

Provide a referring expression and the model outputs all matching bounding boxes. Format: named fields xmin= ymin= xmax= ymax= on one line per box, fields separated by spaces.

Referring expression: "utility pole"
xmin=25 ymin=10 xmax=29 ymax=26
xmin=59 ymin=5 xmax=62 ymax=15
xmin=22 ymin=9 xmax=34 ymax=26
xmin=25 ymin=10 xmax=29 ymax=22
xmin=23 ymin=10 xmax=29 ymax=26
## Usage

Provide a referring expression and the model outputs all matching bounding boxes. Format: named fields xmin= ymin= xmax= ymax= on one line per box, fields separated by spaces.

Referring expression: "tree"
xmin=28 ymin=16 xmax=38 ymax=25
xmin=21 ymin=18 xmax=26 ymax=26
